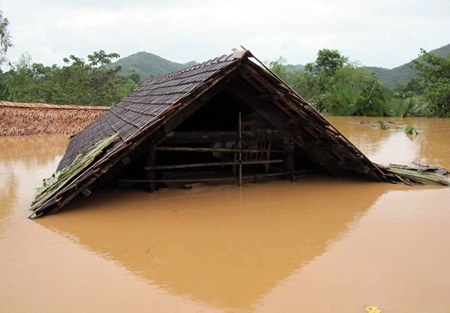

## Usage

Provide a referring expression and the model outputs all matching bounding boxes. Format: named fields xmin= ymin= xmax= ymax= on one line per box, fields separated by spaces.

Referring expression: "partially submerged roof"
xmin=30 ymin=49 xmax=432 ymax=218
xmin=0 ymin=101 xmax=108 ymax=136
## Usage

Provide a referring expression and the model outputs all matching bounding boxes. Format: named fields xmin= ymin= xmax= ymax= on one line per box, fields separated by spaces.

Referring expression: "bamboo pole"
xmin=118 ymin=169 xmax=315 ymax=184
xmin=145 ymin=147 xmax=156 ymax=192
xmin=238 ymin=111 xmax=243 ymax=187
xmin=153 ymin=146 xmax=276 ymax=154
xmin=145 ymin=159 xmax=283 ymax=170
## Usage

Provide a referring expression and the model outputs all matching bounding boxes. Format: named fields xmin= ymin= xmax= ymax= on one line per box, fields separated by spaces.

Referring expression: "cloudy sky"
xmin=2 ymin=0 xmax=449 ymax=69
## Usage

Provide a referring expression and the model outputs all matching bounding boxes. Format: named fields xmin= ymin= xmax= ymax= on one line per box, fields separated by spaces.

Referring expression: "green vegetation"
xmin=403 ymin=125 xmax=419 ymax=136
xmin=0 ymin=11 xmax=139 ymax=106
xmin=0 ymin=9 xmax=13 ymax=66
xmin=378 ymin=120 xmax=387 ymax=130
xmin=365 ymin=44 xmax=450 ymax=89
xmin=269 ymin=47 xmax=449 ymax=118
xmin=0 ymin=51 xmax=196 ymax=107
xmin=365 ymin=65 xmax=416 ymax=90
xmin=407 ymin=49 xmax=450 ymax=117
xmin=0 ymin=51 xmax=140 ymax=106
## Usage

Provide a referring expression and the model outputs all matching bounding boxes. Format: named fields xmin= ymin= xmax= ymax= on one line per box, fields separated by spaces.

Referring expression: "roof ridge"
xmin=0 ymin=100 xmax=109 ymax=110
xmin=147 ymin=53 xmax=236 ymax=83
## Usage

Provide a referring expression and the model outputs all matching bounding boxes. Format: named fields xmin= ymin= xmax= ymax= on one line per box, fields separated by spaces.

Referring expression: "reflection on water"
xmin=1 ymin=118 xmax=450 ymax=313
xmin=0 ymin=135 xmax=68 ymax=234
xmin=256 ymin=188 xmax=450 ymax=313
xmin=37 ymin=178 xmax=394 ymax=310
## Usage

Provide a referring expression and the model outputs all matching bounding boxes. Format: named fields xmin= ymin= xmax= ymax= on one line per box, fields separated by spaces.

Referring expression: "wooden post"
xmin=284 ymin=139 xmax=295 ymax=181
xmin=144 ymin=147 xmax=156 ymax=192
xmin=238 ymin=112 xmax=243 ymax=187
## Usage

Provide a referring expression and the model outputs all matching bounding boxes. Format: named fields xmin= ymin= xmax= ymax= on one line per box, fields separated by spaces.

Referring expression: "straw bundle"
xmin=0 ymin=101 xmax=109 ymax=136
xmin=30 ymin=132 xmax=119 ymax=215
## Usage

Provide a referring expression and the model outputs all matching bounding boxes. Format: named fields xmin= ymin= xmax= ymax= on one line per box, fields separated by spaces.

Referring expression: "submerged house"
xmin=0 ymin=101 xmax=108 ymax=136
xmin=30 ymin=49 xmax=433 ymax=218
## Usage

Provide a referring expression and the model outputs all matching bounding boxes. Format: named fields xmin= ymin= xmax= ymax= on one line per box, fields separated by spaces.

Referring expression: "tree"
xmin=305 ymin=49 xmax=348 ymax=76
xmin=300 ymin=49 xmax=349 ymax=111
xmin=268 ymin=57 xmax=318 ymax=105
xmin=0 ymin=54 xmax=58 ymax=102
xmin=0 ymin=9 xmax=13 ymax=66
xmin=269 ymin=57 xmax=289 ymax=80
xmin=269 ymin=48 xmax=427 ymax=116
xmin=324 ymin=65 xmax=383 ymax=116
xmin=409 ymin=49 xmax=450 ymax=117
xmin=267 ymin=49 xmax=410 ymax=116
xmin=0 ymin=51 xmax=140 ymax=106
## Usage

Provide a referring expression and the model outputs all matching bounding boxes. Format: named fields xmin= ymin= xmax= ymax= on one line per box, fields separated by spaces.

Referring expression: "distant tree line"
xmin=0 ymin=50 xmax=140 ymax=106
xmin=0 ymin=9 xmax=140 ymax=107
xmin=269 ymin=48 xmax=450 ymax=117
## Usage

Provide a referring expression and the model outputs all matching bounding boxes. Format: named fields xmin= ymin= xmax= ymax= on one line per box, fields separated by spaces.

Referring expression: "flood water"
xmin=1 ymin=117 xmax=450 ymax=313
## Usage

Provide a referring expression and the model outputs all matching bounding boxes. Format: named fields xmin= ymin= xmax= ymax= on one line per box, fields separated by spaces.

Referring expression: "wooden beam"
xmin=283 ymin=140 xmax=295 ymax=173
xmin=154 ymin=146 xmax=280 ymax=154
xmin=144 ymin=147 xmax=156 ymax=192
xmin=238 ymin=111 xmax=243 ymax=186
xmin=161 ymin=129 xmax=284 ymax=144
xmin=161 ymin=66 xmax=242 ymax=134
xmin=227 ymin=80 xmax=291 ymax=131
xmin=145 ymin=159 xmax=283 ymax=170
xmin=118 ymin=170 xmax=314 ymax=184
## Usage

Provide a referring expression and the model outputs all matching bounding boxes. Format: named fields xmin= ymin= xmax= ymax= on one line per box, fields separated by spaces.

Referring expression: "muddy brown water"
xmin=1 ymin=117 xmax=450 ymax=313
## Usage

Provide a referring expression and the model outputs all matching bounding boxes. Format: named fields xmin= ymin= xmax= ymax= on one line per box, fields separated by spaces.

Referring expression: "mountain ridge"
xmin=109 ymin=51 xmax=197 ymax=80
xmin=112 ymin=44 xmax=450 ymax=88
xmin=364 ymin=44 xmax=450 ymax=88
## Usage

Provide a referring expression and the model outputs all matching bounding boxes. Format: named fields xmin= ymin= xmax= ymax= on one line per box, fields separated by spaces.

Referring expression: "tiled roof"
xmin=57 ymin=54 xmax=239 ymax=170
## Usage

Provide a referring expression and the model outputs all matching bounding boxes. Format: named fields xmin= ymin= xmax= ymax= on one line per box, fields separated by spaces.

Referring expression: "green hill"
xmin=112 ymin=44 xmax=449 ymax=88
xmin=364 ymin=44 xmax=450 ymax=89
xmin=109 ymin=51 xmax=197 ymax=80
xmin=364 ymin=65 xmax=417 ymax=89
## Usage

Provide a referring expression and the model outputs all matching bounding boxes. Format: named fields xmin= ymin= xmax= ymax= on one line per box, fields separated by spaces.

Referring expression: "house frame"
xmin=30 ymin=49 xmax=406 ymax=218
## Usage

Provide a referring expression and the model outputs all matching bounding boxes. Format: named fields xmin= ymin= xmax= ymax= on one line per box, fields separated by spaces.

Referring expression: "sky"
xmin=1 ymin=0 xmax=449 ymax=69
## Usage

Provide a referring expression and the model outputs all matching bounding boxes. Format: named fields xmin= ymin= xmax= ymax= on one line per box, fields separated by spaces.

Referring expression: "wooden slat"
xmin=161 ymin=129 xmax=282 ymax=144
xmin=154 ymin=146 xmax=282 ymax=154
xmin=145 ymin=159 xmax=283 ymax=170
xmin=118 ymin=169 xmax=315 ymax=184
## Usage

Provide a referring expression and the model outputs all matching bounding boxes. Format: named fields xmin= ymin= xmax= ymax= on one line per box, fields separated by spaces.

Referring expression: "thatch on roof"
xmin=0 ymin=101 xmax=108 ymax=136
xmin=28 ymin=49 xmax=448 ymax=218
